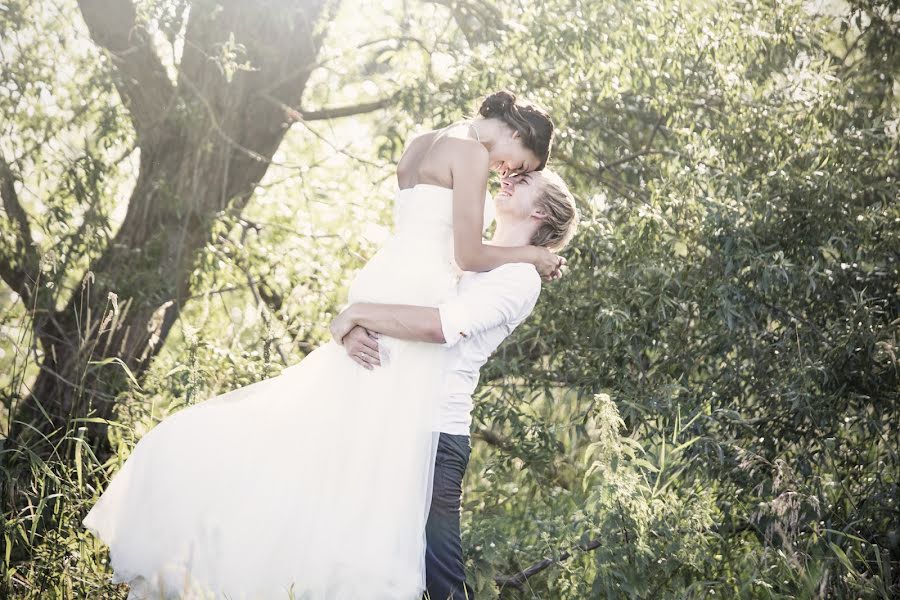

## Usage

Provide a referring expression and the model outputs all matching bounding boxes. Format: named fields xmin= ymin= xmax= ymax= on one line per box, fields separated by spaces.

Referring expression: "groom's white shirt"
xmin=435 ymin=262 xmax=542 ymax=435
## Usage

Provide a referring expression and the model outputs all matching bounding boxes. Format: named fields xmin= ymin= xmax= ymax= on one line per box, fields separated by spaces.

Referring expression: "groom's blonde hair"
xmin=530 ymin=169 xmax=579 ymax=251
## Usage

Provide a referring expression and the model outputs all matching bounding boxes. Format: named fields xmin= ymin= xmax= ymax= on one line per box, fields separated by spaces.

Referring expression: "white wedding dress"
xmin=82 ymin=183 xmax=494 ymax=599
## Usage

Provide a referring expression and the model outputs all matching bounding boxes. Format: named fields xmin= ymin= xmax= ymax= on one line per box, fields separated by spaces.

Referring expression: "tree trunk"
xmin=8 ymin=0 xmax=333 ymax=461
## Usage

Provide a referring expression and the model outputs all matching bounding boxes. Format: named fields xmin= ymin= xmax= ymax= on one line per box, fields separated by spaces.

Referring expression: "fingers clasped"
xmin=546 ymin=256 xmax=567 ymax=281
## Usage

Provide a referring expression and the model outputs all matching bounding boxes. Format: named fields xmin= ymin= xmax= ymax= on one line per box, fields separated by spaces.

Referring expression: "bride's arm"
xmin=451 ymin=143 xmax=560 ymax=278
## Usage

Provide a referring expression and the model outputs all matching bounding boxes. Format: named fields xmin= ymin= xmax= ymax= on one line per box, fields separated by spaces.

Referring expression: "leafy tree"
xmin=0 ymin=0 xmax=374 ymax=456
xmin=400 ymin=0 xmax=899 ymax=596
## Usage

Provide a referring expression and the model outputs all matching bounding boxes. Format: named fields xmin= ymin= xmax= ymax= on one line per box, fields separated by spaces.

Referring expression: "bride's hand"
xmin=329 ymin=309 xmax=356 ymax=344
xmin=532 ymin=246 xmax=566 ymax=281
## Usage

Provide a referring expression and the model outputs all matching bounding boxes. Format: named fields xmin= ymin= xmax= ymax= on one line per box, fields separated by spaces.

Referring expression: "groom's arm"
xmin=340 ymin=304 xmax=445 ymax=343
xmin=336 ymin=306 xmax=441 ymax=370
xmin=334 ymin=263 xmax=542 ymax=349
xmin=335 ymin=309 xmax=443 ymax=369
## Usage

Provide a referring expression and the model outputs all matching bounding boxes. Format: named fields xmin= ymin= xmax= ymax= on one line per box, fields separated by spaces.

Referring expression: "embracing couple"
xmin=82 ymin=90 xmax=579 ymax=600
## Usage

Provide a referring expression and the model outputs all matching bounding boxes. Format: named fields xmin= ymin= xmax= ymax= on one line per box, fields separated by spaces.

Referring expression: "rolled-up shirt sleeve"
xmin=437 ymin=263 xmax=542 ymax=347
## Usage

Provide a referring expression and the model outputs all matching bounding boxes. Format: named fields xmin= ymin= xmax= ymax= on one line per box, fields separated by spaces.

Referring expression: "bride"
xmin=82 ymin=90 xmax=560 ymax=599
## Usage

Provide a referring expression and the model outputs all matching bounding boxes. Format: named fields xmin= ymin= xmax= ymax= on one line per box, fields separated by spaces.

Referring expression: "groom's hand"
xmin=343 ymin=326 xmax=381 ymax=370
xmin=329 ymin=307 xmax=358 ymax=345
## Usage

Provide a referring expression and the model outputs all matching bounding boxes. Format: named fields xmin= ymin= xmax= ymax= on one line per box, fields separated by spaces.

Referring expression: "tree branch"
xmin=300 ymin=97 xmax=398 ymax=121
xmin=263 ymin=91 xmax=399 ymax=122
xmin=554 ymin=149 xmax=651 ymax=203
xmin=473 ymin=426 xmax=513 ymax=449
xmin=494 ymin=538 xmax=603 ymax=591
xmin=76 ymin=0 xmax=175 ymax=143
xmin=0 ymin=157 xmax=39 ymax=303
xmin=427 ymin=0 xmax=505 ymax=44
xmin=493 ymin=520 xmax=764 ymax=591
xmin=473 ymin=425 xmax=572 ymax=490
xmin=599 ymin=148 xmax=669 ymax=171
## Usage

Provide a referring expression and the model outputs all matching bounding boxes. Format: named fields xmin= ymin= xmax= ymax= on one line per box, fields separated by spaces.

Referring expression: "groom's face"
xmin=494 ymin=173 xmax=541 ymax=222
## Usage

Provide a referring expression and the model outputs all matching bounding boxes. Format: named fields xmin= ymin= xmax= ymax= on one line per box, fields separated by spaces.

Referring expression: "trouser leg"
xmin=423 ymin=432 xmax=474 ymax=600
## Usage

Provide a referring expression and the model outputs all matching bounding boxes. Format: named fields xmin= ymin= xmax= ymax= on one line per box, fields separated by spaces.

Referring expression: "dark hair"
xmin=478 ymin=90 xmax=554 ymax=170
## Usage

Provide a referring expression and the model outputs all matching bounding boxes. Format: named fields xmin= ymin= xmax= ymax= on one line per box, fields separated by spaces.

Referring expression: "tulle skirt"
xmin=82 ymin=335 xmax=444 ymax=599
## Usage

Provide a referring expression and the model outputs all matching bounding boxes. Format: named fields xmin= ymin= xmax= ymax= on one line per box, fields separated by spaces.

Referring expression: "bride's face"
xmin=489 ymin=131 xmax=542 ymax=178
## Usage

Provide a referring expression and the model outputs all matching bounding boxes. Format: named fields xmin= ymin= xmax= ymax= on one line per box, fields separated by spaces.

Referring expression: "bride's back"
xmin=345 ymin=123 xmax=493 ymax=308
xmin=396 ymin=123 xmax=479 ymax=190
xmin=346 ymin=186 xmax=469 ymax=309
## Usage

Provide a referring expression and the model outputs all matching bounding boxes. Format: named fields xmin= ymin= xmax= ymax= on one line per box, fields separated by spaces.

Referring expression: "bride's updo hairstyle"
xmin=478 ymin=90 xmax=554 ymax=170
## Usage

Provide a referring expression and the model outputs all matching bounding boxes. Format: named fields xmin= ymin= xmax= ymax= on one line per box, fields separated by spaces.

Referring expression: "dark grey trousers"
xmin=422 ymin=432 xmax=475 ymax=600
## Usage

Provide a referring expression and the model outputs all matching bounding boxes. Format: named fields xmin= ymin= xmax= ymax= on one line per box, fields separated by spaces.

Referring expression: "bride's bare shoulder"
xmin=429 ymin=131 xmax=486 ymax=166
xmin=400 ymin=124 xmax=480 ymax=157
xmin=396 ymin=130 xmax=434 ymax=172
xmin=401 ymin=128 xmax=439 ymax=151
xmin=397 ymin=124 xmax=485 ymax=185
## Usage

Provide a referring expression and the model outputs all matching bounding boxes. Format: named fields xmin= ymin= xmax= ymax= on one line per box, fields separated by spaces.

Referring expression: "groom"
xmin=330 ymin=170 xmax=579 ymax=599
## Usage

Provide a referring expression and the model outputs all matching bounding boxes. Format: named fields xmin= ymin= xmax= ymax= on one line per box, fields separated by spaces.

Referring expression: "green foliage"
xmin=389 ymin=0 xmax=899 ymax=596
